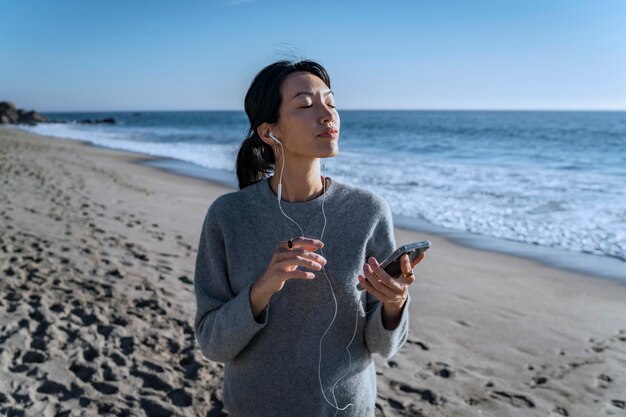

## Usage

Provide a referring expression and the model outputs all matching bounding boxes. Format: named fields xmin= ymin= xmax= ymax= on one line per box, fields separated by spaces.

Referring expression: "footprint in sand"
xmin=611 ymin=329 xmax=626 ymax=343
xmin=109 ymin=352 xmax=127 ymax=367
xmin=105 ymin=268 xmax=124 ymax=279
xmin=489 ymin=390 xmax=535 ymax=408
xmin=37 ymin=376 xmax=84 ymax=401
xmin=69 ymin=361 xmax=97 ymax=382
xmin=405 ymin=338 xmax=429 ymax=351
xmin=91 ymin=381 xmax=119 ymax=395
xmin=140 ymin=397 xmax=176 ymax=417
xmin=178 ymin=275 xmax=193 ymax=285
xmin=168 ymin=388 xmax=192 ymax=407
xmin=119 ymin=336 xmax=135 ymax=356
xmin=427 ymin=361 xmax=454 ymax=378
xmin=530 ymin=376 xmax=548 ymax=387
xmin=389 ymin=380 xmax=441 ymax=405
xmin=597 ymin=374 xmax=612 ymax=389
xmin=553 ymin=405 xmax=569 ymax=415
xmin=130 ymin=365 xmax=173 ymax=392
xmin=83 ymin=345 xmax=100 ymax=362
xmin=179 ymin=350 xmax=201 ymax=380
xmin=71 ymin=307 xmax=100 ymax=326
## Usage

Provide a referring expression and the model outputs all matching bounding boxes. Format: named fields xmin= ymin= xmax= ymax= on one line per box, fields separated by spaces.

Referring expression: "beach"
xmin=1 ymin=126 xmax=625 ymax=416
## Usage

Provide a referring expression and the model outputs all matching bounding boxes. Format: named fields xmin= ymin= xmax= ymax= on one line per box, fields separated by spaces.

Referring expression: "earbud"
xmin=268 ymin=131 xmax=281 ymax=144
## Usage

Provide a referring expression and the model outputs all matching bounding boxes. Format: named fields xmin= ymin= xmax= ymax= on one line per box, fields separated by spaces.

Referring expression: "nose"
xmin=320 ymin=103 xmax=336 ymax=125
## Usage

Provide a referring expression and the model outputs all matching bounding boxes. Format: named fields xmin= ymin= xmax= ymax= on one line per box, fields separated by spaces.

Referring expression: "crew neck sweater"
xmin=193 ymin=176 xmax=411 ymax=417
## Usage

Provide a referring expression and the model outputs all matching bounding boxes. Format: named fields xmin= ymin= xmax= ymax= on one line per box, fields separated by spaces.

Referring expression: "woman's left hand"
xmin=358 ymin=252 xmax=425 ymax=310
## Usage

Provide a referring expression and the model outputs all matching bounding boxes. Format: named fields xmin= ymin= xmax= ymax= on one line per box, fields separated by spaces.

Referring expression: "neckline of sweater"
xmin=260 ymin=175 xmax=336 ymax=208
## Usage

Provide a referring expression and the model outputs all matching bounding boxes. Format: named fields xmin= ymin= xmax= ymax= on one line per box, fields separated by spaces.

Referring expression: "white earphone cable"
xmin=272 ymin=136 xmax=356 ymax=415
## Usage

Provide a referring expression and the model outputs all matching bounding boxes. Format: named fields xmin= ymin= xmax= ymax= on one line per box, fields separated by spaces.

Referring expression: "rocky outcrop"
xmin=0 ymin=102 xmax=48 ymax=125
xmin=74 ymin=117 xmax=116 ymax=124
xmin=0 ymin=101 xmax=117 ymax=125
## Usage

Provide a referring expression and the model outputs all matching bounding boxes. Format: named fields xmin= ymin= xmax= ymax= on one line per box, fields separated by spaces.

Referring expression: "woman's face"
xmin=270 ymin=71 xmax=340 ymax=161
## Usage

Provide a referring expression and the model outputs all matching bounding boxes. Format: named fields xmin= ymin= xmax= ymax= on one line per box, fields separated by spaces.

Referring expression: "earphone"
xmin=269 ymin=131 xmax=359 ymax=416
xmin=268 ymin=132 xmax=284 ymax=202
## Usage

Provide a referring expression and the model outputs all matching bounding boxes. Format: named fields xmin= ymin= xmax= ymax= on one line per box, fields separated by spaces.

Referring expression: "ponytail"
xmin=235 ymin=129 xmax=276 ymax=190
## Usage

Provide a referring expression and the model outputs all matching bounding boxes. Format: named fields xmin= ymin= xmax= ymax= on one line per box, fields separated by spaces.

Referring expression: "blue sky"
xmin=1 ymin=0 xmax=625 ymax=112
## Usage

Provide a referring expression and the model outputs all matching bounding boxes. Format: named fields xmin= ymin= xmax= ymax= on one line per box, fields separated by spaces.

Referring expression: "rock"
xmin=18 ymin=109 xmax=48 ymax=125
xmin=0 ymin=101 xmax=20 ymax=123
xmin=0 ymin=101 xmax=48 ymax=125
xmin=0 ymin=100 xmax=115 ymax=125
xmin=75 ymin=117 xmax=116 ymax=124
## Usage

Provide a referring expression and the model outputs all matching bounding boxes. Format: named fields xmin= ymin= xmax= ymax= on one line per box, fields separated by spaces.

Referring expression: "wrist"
xmin=382 ymin=299 xmax=405 ymax=314
xmin=250 ymin=280 xmax=274 ymax=320
xmin=251 ymin=278 xmax=276 ymax=300
xmin=381 ymin=299 xmax=406 ymax=330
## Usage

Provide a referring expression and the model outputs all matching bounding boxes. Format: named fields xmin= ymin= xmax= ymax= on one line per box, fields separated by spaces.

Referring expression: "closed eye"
xmin=300 ymin=104 xmax=336 ymax=109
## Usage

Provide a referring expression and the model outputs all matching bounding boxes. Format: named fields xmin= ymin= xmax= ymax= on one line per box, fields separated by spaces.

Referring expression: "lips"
xmin=318 ymin=128 xmax=338 ymax=137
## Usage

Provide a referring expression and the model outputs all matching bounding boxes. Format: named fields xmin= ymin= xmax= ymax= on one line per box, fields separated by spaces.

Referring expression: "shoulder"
xmin=333 ymin=179 xmax=391 ymax=217
xmin=202 ymin=181 xmax=260 ymax=226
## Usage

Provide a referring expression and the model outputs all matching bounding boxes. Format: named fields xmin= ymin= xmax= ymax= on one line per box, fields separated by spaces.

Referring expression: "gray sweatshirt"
xmin=193 ymin=176 xmax=411 ymax=417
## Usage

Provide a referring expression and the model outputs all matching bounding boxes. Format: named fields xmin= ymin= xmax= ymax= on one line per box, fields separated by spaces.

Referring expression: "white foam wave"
xmin=333 ymin=152 xmax=626 ymax=261
xmin=18 ymin=123 xmax=237 ymax=172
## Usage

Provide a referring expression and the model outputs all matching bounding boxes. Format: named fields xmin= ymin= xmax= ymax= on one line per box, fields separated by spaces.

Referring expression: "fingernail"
xmin=368 ymin=257 xmax=377 ymax=266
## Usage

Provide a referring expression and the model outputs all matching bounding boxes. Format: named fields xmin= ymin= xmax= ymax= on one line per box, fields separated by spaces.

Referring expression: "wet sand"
xmin=1 ymin=126 xmax=625 ymax=416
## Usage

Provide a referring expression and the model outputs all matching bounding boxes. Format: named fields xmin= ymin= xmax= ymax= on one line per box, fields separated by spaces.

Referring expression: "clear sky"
xmin=1 ymin=0 xmax=625 ymax=112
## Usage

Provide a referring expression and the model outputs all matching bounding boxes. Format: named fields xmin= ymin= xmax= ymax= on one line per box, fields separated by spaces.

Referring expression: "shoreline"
xmin=2 ymin=125 xmax=625 ymax=416
xmin=17 ymin=124 xmax=621 ymax=285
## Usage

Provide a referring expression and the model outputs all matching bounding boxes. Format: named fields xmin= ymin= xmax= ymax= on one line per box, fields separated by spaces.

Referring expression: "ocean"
xmin=19 ymin=110 xmax=626 ymax=282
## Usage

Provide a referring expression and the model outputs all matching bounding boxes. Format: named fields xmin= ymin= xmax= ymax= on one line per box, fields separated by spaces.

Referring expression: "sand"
xmin=1 ymin=126 xmax=625 ymax=417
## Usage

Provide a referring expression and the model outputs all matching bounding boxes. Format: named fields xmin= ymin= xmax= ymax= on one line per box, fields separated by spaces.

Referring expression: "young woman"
xmin=194 ymin=59 xmax=425 ymax=416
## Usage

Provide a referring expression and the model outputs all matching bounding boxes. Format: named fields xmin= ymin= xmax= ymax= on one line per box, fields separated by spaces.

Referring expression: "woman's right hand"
xmin=249 ymin=237 xmax=326 ymax=320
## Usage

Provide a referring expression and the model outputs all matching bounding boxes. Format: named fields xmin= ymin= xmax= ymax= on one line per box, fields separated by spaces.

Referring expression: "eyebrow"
xmin=292 ymin=90 xmax=334 ymax=100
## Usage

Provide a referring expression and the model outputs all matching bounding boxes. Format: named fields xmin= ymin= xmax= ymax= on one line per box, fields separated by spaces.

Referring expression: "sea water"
xmin=20 ymin=110 xmax=626 ymax=281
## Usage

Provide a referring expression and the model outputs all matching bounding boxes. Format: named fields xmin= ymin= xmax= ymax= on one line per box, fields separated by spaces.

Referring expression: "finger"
xmin=358 ymin=275 xmax=402 ymax=303
xmin=363 ymin=262 xmax=401 ymax=300
xmin=285 ymin=269 xmax=316 ymax=280
xmin=280 ymin=253 xmax=324 ymax=272
xmin=399 ymin=253 xmax=416 ymax=286
xmin=410 ymin=252 xmax=425 ymax=268
xmin=357 ymin=275 xmax=389 ymax=302
xmin=365 ymin=257 xmax=403 ymax=293
xmin=277 ymin=248 xmax=327 ymax=266
xmin=283 ymin=236 xmax=324 ymax=251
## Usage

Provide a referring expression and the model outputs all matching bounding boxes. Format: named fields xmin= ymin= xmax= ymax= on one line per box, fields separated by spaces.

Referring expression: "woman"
xmin=194 ymin=59 xmax=425 ymax=416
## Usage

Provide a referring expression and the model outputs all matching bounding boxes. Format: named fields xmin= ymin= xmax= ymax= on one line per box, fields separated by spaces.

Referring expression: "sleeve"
xmin=363 ymin=196 xmax=411 ymax=359
xmin=193 ymin=202 xmax=269 ymax=363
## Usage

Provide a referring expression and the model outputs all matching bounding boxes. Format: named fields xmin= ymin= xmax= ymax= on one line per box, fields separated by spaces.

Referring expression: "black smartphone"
xmin=357 ymin=240 xmax=430 ymax=291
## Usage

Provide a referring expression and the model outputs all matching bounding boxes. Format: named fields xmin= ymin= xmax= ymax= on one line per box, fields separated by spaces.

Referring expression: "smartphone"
xmin=357 ymin=240 xmax=430 ymax=291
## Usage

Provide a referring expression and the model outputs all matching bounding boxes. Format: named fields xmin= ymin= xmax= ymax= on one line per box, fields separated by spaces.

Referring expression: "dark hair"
xmin=235 ymin=59 xmax=332 ymax=190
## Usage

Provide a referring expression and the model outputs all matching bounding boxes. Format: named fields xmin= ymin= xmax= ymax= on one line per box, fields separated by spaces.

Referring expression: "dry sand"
xmin=1 ymin=126 xmax=625 ymax=417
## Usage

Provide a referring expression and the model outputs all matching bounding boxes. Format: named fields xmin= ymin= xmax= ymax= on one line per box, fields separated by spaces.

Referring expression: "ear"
xmin=256 ymin=123 xmax=276 ymax=147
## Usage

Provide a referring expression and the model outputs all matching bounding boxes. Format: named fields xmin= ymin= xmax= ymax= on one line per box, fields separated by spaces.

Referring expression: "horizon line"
xmin=37 ymin=108 xmax=626 ymax=113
